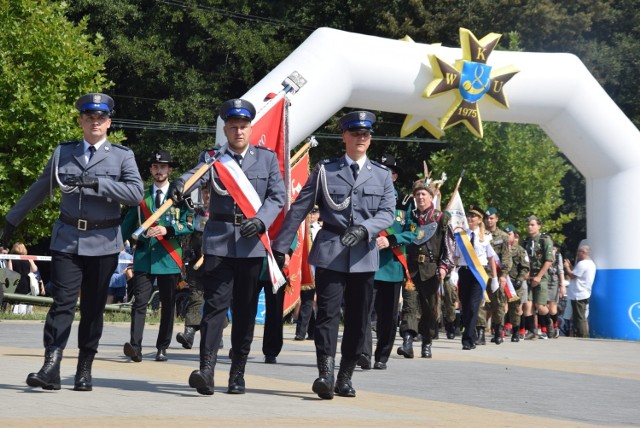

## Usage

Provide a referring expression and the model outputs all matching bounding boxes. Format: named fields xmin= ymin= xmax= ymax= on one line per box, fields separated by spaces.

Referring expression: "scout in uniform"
xmin=483 ymin=207 xmax=513 ymax=345
xmin=167 ymin=98 xmax=285 ymax=395
xmin=121 ymin=149 xmax=194 ymax=362
xmin=522 ymin=215 xmax=554 ymax=340
xmin=2 ymin=93 xmax=143 ymax=391
xmin=503 ymin=225 xmax=530 ymax=342
xmin=273 ymin=111 xmax=395 ymax=399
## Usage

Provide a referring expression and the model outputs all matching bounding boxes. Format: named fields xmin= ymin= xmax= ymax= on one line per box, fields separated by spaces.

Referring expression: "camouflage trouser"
xmin=507 ymin=285 xmax=527 ymax=326
xmin=399 ymin=285 xmax=420 ymax=335
xmin=442 ymin=280 xmax=458 ymax=324
xmin=183 ymin=268 xmax=205 ymax=327
xmin=488 ymin=283 xmax=506 ymax=325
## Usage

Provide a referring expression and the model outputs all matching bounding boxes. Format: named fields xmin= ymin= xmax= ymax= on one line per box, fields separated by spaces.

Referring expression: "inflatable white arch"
xmin=217 ymin=28 xmax=640 ymax=340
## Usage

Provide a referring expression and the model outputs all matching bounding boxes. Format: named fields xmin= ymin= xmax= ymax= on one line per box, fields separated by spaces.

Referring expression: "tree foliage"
xmin=0 ymin=0 xmax=111 ymax=243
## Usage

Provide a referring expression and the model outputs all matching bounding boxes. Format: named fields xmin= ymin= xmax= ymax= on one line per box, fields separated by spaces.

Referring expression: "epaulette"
xmin=255 ymin=145 xmax=274 ymax=153
xmin=111 ymin=143 xmax=131 ymax=151
xmin=321 ymin=158 xmax=337 ymax=164
xmin=370 ymin=160 xmax=388 ymax=170
xmin=59 ymin=140 xmax=80 ymax=146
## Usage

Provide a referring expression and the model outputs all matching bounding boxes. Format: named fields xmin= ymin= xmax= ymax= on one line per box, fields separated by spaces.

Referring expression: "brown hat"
xmin=412 ymin=179 xmax=435 ymax=197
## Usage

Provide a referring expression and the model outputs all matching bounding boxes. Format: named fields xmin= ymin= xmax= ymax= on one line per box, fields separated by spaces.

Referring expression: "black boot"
xmin=475 ymin=327 xmax=486 ymax=345
xmin=188 ymin=352 xmax=216 ymax=395
xmin=26 ymin=348 xmax=62 ymax=390
xmin=397 ymin=332 xmax=414 ymax=358
xmin=511 ymin=325 xmax=520 ymax=342
xmin=227 ymin=354 xmax=248 ymax=394
xmin=454 ymin=313 xmax=462 ymax=337
xmin=445 ymin=321 xmax=455 ymax=340
xmin=494 ymin=324 xmax=504 ymax=345
xmin=73 ymin=351 xmax=94 ymax=391
xmin=176 ymin=326 xmax=196 ymax=350
xmin=334 ymin=357 xmax=357 ymax=397
xmin=312 ymin=355 xmax=335 ymax=400
xmin=421 ymin=340 xmax=432 ymax=358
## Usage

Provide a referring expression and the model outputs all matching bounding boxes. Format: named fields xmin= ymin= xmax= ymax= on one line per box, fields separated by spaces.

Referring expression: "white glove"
xmin=490 ymin=277 xmax=499 ymax=292
xmin=449 ymin=270 xmax=459 ymax=287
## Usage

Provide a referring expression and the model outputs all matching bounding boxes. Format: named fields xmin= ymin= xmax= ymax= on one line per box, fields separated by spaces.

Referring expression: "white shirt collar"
xmin=345 ymin=154 xmax=367 ymax=170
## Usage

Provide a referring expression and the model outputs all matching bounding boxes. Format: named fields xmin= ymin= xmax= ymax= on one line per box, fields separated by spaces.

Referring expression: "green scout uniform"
xmin=507 ymin=243 xmax=530 ymax=327
xmin=487 ymin=228 xmax=512 ymax=325
xmin=523 ymin=232 xmax=553 ymax=305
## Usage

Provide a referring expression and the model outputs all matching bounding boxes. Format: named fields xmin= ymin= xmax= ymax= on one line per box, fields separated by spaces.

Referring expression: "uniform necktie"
xmin=155 ymin=189 xmax=163 ymax=210
xmin=88 ymin=146 xmax=96 ymax=162
xmin=350 ymin=163 xmax=359 ymax=180
xmin=233 ymin=153 xmax=243 ymax=166
xmin=470 ymin=231 xmax=475 ymax=248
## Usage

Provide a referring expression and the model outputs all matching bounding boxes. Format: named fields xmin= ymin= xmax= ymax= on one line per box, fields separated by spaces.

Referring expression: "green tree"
xmin=0 ymin=0 xmax=111 ymax=243
xmin=429 ymin=123 xmax=573 ymax=242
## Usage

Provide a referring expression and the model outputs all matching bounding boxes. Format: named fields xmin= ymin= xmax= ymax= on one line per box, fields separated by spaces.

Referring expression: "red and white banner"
xmin=283 ymin=150 xmax=311 ymax=315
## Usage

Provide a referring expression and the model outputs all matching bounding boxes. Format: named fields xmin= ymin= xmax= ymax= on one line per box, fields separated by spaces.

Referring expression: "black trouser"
xmin=363 ymin=280 xmax=402 ymax=363
xmin=458 ymin=267 xmax=484 ymax=348
xmin=258 ymin=279 xmax=285 ymax=357
xmin=45 ymin=251 xmax=118 ymax=353
xmin=200 ymin=255 xmax=263 ymax=357
xmin=314 ymin=267 xmax=374 ymax=360
xmin=128 ymin=272 xmax=179 ymax=350
xmin=295 ymin=288 xmax=316 ymax=339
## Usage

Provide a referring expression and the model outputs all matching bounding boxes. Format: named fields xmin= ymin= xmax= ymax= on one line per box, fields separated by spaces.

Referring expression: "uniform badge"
xmin=410 ymin=224 xmax=417 ymax=232
xmin=233 ymin=99 xmax=242 ymax=108
xmin=413 ymin=223 xmax=438 ymax=245
xmin=93 ymin=94 xmax=102 ymax=103
xmin=359 ymin=112 xmax=366 ymax=121
xmin=155 ymin=152 xmax=162 ymax=162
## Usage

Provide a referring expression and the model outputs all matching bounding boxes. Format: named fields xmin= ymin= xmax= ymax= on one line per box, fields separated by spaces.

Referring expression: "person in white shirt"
xmin=453 ymin=204 xmax=498 ymax=350
xmin=563 ymin=245 xmax=596 ymax=337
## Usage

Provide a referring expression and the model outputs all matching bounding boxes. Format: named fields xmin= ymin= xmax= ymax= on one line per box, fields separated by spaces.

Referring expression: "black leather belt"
xmin=321 ymin=222 xmax=346 ymax=235
xmin=59 ymin=213 xmax=120 ymax=231
xmin=411 ymin=254 xmax=434 ymax=264
xmin=210 ymin=212 xmax=246 ymax=225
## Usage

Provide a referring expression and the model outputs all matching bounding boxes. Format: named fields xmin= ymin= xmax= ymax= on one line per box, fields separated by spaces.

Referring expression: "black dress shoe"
xmin=294 ymin=335 xmax=305 ymax=341
xmin=155 ymin=349 xmax=168 ymax=362
xmin=264 ymin=355 xmax=277 ymax=364
xmin=124 ymin=342 xmax=142 ymax=362
xmin=462 ymin=343 xmax=476 ymax=350
xmin=357 ymin=354 xmax=371 ymax=370
xmin=373 ymin=361 xmax=387 ymax=370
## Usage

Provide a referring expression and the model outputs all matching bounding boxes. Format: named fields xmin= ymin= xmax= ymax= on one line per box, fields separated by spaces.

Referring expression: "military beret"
xmin=75 ymin=93 xmax=114 ymax=116
xmin=339 ymin=111 xmax=376 ymax=132
xmin=380 ymin=153 xmax=402 ymax=176
xmin=148 ymin=149 xmax=179 ymax=167
xmin=485 ymin=207 xmax=499 ymax=216
xmin=219 ymin=98 xmax=256 ymax=122
xmin=467 ymin=204 xmax=485 ymax=219
xmin=503 ymin=224 xmax=516 ymax=233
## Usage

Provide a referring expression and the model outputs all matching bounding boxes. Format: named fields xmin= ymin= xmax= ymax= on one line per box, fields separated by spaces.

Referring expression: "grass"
xmin=0 ymin=304 xmax=163 ymax=323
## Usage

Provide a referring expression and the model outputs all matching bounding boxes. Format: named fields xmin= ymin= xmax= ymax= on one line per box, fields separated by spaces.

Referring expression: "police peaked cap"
xmin=219 ymin=98 xmax=256 ymax=121
xmin=76 ymin=93 xmax=114 ymax=116
xmin=339 ymin=111 xmax=376 ymax=132
xmin=380 ymin=153 xmax=403 ymax=176
xmin=148 ymin=149 xmax=179 ymax=168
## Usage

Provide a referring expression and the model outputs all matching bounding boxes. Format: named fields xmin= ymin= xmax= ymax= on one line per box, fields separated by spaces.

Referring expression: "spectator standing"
xmin=107 ymin=247 xmax=133 ymax=304
xmin=563 ymin=245 xmax=596 ymax=337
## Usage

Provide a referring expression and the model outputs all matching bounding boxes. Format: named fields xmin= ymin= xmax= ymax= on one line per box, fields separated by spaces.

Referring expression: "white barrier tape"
xmin=0 ymin=254 xmax=133 ymax=264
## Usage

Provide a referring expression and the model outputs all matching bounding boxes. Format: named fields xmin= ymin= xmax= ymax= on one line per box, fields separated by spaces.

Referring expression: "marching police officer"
xmin=167 ymin=98 xmax=285 ymax=395
xmin=273 ymin=111 xmax=395 ymax=399
xmin=1 ymin=93 xmax=143 ymax=391
xmin=121 ymin=149 xmax=194 ymax=362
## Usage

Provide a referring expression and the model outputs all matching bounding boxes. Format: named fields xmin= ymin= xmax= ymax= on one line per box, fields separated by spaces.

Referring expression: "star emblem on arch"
xmin=424 ymin=28 xmax=520 ymax=138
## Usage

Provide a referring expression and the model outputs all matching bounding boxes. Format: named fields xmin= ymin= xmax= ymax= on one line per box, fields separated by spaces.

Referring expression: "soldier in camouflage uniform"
xmin=482 ymin=207 xmax=512 ymax=345
xmin=442 ymin=272 xmax=460 ymax=339
xmin=522 ymin=215 xmax=554 ymax=340
xmin=503 ymin=225 xmax=530 ymax=342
